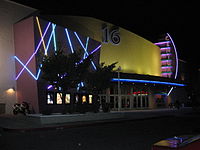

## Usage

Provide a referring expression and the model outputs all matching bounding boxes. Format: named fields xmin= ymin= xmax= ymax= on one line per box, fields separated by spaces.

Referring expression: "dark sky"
xmin=12 ymin=0 xmax=199 ymax=67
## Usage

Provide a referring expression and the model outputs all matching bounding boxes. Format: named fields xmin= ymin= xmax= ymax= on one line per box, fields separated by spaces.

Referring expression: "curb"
xmin=1 ymin=115 xmax=172 ymax=132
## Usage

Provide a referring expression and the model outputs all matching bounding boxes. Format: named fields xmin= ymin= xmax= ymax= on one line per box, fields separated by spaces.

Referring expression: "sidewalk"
xmin=0 ymin=107 xmax=193 ymax=132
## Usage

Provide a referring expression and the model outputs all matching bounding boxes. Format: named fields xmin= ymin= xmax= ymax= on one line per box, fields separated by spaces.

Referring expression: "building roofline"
xmin=4 ymin=0 xmax=37 ymax=11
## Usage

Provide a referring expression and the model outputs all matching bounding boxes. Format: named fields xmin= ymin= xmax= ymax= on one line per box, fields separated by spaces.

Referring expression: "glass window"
xmin=47 ymin=92 xmax=54 ymax=104
xmin=82 ymin=95 xmax=86 ymax=103
xmin=75 ymin=95 xmax=79 ymax=103
xmin=89 ymin=95 xmax=92 ymax=104
xmin=56 ymin=93 xmax=62 ymax=104
xmin=65 ymin=94 xmax=70 ymax=104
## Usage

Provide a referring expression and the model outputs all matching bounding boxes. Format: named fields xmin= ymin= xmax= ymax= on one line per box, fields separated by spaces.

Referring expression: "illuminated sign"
xmin=102 ymin=24 xmax=120 ymax=45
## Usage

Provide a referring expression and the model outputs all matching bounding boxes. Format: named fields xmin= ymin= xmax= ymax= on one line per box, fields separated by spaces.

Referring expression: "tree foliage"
xmin=40 ymin=48 xmax=117 ymax=93
xmin=41 ymin=49 xmax=91 ymax=92
xmin=84 ymin=62 xmax=117 ymax=93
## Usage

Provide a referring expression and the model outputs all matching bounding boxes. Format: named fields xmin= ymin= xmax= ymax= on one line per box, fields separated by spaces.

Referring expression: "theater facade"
xmin=0 ymin=1 xmax=185 ymax=114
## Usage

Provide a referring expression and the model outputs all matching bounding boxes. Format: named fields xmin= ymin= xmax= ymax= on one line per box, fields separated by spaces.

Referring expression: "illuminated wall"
xmin=14 ymin=16 xmax=101 ymax=113
xmin=0 ymin=1 xmax=36 ymax=114
xmin=46 ymin=16 xmax=161 ymax=76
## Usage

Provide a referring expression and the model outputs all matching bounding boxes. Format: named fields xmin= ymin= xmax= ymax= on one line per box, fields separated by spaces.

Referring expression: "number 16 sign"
xmin=102 ymin=24 xmax=120 ymax=45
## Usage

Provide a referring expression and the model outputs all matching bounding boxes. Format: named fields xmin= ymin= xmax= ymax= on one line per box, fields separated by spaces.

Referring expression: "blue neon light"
xmin=65 ymin=28 xmax=74 ymax=53
xmin=74 ymin=32 xmax=97 ymax=70
xmin=15 ymin=17 xmax=100 ymax=81
xmin=52 ymin=24 xmax=57 ymax=51
xmin=15 ymin=22 xmax=51 ymax=80
xmin=111 ymin=78 xmax=185 ymax=87
xmin=14 ymin=56 xmax=41 ymax=80
xmin=45 ymin=24 xmax=57 ymax=55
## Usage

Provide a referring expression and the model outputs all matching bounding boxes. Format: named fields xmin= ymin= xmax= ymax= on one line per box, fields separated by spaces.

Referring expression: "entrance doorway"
xmin=98 ymin=94 xmax=149 ymax=110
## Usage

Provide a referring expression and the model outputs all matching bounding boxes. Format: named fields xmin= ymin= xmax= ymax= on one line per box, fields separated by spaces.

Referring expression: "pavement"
xmin=0 ymin=107 xmax=194 ymax=132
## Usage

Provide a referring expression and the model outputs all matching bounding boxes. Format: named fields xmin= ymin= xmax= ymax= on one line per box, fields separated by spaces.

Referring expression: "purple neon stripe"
xmin=161 ymin=66 xmax=173 ymax=69
xmin=15 ymin=23 xmax=55 ymax=80
xmin=79 ymin=44 xmax=102 ymax=64
xmin=15 ymin=22 xmax=51 ymax=80
xmin=160 ymin=47 xmax=171 ymax=50
xmin=89 ymin=44 xmax=102 ymax=55
xmin=161 ymin=53 xmax=172 ymax=57
xmin=47 ymin=85 xmax=53 ymax=89
xmin=155 ymin=41 xmax=170 ymax=45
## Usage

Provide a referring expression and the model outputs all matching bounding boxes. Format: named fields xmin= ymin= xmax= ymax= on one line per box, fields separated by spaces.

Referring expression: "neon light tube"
xmin=111 ymin=78 xmax=185 ymax=87
xmin=167 ymin=87 xmax=174 ymax=96
xmin=74 ymin=32 xmax=89 ymax=56
xmin=89 ymin=44 xmax=102 ymax=55
xmin=45 ymin=24 xmax=56 ymax=54
xmin=79 ymin=44 xmax=102 ymax=63
xmin=35 ymin=68 xmax=41 ymax=80
xmin=161 ymin=60 xmax=172 ymax=63
xmin=15 ymin=24 xmax=56 ymax=80
xmin=36 ymin=17 xmax=46 ymax=52
xmin=15 ymin=22 xmax=51 ymax=80
xmin=160 ymin=47 xmax=171 ymax=50
xmin=15 ymin=56 xmax=42 ymax=80
xmin=154 ymin=41 xmax=170 ymax=45
xmin=167 ymin=33 xmax=178 ymax=79
xmin=166 ymin=33 xmax=179 ymax=96
xmin=14 ymin=56 xmax=37 ymax=80
xmin=47 ymin=85 xmax=53 ymax=89
xmin=52 ymin=24 xmax=57 ymax=51
xmin=65 ymin=28 xmax=74 ymax=53
xmin=74 ymin=32 xmax=97 ymax=70
xmin=85 ymin=37 xmax=89 ymax=53
xmin=161 ymin=53 xmax=172 ymax=57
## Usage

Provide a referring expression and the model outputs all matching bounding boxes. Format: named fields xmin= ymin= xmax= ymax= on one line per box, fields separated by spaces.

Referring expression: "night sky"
xmin=12 ymin=0 xmax=199 ymax=67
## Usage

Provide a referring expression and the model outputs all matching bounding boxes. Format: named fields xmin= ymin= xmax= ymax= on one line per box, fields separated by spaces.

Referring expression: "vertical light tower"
xmin=154 ymin=33 xmax=178 ymax=79
xmin=154 ymin=33 xmax=178 ymax=95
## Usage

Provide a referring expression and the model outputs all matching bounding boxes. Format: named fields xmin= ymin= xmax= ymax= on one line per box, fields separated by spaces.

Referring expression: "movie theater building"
xmin=0 ymin=1 xmax=185 ymax=114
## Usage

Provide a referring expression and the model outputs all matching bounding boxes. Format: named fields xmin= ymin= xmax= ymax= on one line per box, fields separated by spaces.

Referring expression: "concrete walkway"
xmin=0 ymin=107 xmax=193 ymax=132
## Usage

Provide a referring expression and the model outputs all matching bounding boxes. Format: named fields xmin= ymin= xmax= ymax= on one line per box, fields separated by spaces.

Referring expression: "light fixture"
xmin=6 ymin=87 xmax=15 ymax=94
xmin=111 ymin=78 xmax=185 ymax=87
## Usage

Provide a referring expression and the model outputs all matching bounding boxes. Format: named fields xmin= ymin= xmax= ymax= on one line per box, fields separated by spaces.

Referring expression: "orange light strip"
xmin=36 ymin=16 xmax=46 ymax=53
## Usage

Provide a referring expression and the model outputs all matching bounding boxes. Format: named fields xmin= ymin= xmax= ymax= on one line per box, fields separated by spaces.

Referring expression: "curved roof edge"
xmin=40 ymin=15 xmax=159 ymax=47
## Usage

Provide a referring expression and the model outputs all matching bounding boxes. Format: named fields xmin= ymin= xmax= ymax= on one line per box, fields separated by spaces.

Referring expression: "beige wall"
xmin=0 ymin=0 xmax=36 ymax=114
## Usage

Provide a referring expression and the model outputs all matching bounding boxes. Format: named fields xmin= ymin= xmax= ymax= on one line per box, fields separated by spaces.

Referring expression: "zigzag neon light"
xmin=74 ymin=32 xmax=97 ymax=70
xmin=45 ymin=24 xmax=57 ymax=54
xmin=14 ymin=56 xmax=38 ymax=80
xmin=15 ymin=56 xmax=41 ymax=80
xmin=15 ymin=19 xmax=101 ymax=80
xmin=15 ymin=23 xmax=56 ymax=80
xmin=15 ymin=22 xmax=51 ymax=80
xmin=79 ymin=44 xmax=102 ymax=64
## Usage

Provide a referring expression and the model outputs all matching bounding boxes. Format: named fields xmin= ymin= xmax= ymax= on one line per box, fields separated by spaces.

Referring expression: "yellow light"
xmin=82 ymin=95 xmax=86 ymax=103
xmin=36 ymin=16 xmax=46 ymax=54
xmin=89 ymin=95 xmax=92 ymax=104
xmin=6 ymin=88 xmax=15 ymax=94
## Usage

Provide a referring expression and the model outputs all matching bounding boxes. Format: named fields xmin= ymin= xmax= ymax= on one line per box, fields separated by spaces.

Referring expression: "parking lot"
xmin=1 ymin=111 xmax=200 ymax=150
